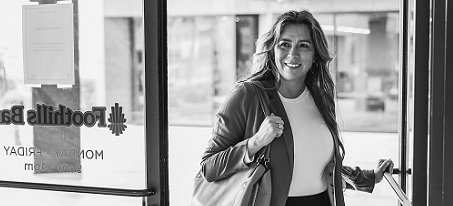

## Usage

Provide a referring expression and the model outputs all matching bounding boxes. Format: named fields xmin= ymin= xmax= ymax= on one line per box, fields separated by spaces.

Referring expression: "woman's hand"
xmin=374 ymin=159 xmax=394 ymax=184
xmin=247 ymin=113 xmax=284 ymax=157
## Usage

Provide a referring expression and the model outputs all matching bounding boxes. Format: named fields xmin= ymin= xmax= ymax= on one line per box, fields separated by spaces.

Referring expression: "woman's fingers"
xmin=262 ymin=114 xmax=284 ymax=138
xmin=377 ymin=159 xmax=393 ymax=173
xmin=375 ymin=159 xmax=393 ymax=184
xmin=268 ymin=115 xmax=284 ymax=126
xmin=267 ymin=115 xmax=284 ymax=137
xmin=274 ymin=123 xmax=284 ymax=137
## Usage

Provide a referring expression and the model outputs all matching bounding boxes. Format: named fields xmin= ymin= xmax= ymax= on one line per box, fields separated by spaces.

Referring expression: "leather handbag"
xmin=191 ymin=81 xmax=272 ymax=206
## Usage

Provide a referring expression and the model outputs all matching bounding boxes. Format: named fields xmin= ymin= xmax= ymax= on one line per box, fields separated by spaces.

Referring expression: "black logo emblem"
xmin=107 ymin=103 xmax=127 ymax=136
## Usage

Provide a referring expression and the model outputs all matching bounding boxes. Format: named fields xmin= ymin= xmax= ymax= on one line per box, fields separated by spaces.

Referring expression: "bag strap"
xmin=252 ymin=81 xmax=271 ymax=117
xmin=251 ymin=81 xmax=272 ymax=166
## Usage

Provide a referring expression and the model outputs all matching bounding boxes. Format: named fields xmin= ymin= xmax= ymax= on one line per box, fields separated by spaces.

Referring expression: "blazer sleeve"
xmin=200 ymin=83 xmax=255 ymax=182
xmin=342 ymin=165 xmax=376 ymax=193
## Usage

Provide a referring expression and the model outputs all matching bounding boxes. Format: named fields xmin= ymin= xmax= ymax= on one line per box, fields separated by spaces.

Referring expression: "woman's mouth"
xmin=284 ymin=63 xmax=301 ymax=68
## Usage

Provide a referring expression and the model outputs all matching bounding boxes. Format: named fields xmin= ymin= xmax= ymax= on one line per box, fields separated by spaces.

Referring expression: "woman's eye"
xmin=280 ymin=42 xmax=290 ymax=48
xmin=299 ymin=43 xmax=310 ymax=48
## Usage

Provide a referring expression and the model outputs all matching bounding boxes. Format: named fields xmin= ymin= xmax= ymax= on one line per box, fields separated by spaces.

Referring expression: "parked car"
xmin=365 ymin=92 xmax=385 ymax=111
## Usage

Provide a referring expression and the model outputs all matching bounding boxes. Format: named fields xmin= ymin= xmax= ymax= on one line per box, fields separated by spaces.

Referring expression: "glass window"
xmin=168 ymin=0 xmax=402 ymax=205
xmin=168 ymin=16 xmax=236 ymax=126
xmin=0 ymin=0 xmax=146 ymax=204
xmin=331 ymin=12 xmax=400 ymax=133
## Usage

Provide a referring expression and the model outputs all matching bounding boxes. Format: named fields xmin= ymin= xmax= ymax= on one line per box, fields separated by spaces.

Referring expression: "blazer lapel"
xmin=262 ymin=80 xmax=294 ymax=172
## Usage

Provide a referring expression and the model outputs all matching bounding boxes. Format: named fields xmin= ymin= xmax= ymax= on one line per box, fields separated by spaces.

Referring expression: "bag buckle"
xmin=263 ymin=157 xmax=270 ymax=167
xmin=257 ymin=156 xmax=270 ymax=168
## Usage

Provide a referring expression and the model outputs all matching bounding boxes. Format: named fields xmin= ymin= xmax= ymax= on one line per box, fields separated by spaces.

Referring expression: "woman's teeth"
xmin=285 ymin=63 xmax=301 ymax=68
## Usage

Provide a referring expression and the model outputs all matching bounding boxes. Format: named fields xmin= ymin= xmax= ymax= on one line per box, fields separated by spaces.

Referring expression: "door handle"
xmin=392 ymin=168 xmax=412 ymax=175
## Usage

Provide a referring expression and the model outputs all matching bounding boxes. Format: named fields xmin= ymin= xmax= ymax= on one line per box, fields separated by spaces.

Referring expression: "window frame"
xmin=412 ymin=0 xmax=453 ymax=205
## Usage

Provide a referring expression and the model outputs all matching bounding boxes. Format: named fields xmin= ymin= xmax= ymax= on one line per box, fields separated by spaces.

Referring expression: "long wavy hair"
xmin=242 ymin=10 xmax=344 ymax=158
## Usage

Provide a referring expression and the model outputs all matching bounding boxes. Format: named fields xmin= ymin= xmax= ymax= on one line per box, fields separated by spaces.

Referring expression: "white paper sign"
xmin=22 ymin=4 xmax=74 ymax=85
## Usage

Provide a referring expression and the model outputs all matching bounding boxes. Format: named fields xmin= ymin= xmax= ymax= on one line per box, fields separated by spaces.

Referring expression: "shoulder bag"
xmin=191 ymin=81 xmax=272 ymax=206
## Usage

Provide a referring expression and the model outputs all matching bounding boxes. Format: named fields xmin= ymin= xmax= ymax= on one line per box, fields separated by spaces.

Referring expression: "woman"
xmin=200 ymin=10 xmax=393 ymax=206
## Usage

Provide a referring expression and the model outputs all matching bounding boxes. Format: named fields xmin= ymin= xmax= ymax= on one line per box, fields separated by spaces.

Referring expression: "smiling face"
xmin=273 ymin=23 xmax=315 ymax=84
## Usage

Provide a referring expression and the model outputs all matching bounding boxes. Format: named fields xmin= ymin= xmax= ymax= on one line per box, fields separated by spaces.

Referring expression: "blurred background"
xmin=0 ymin=0 xmax=407 ymax=205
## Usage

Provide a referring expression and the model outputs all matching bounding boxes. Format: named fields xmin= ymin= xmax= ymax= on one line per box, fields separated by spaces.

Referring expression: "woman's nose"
xmin=287 ymin=46 xmax=299 ymax=59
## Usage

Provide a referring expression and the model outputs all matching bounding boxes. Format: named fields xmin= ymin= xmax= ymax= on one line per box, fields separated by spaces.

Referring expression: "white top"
xmin=278 ymin=88 xmax=334 ymax=196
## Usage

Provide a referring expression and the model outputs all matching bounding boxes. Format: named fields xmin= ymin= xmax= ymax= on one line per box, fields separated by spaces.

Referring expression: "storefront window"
xmin=0 ymin=0 xmax=146 ymax=204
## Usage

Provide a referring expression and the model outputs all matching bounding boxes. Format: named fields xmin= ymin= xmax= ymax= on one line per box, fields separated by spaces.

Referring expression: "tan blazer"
xmin=201 ymin=80 xmax=375 ymax=206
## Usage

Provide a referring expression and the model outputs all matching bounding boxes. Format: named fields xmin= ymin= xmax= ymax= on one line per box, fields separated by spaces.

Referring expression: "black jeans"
xmin=285 ymin=190 xmax=331 ymax=206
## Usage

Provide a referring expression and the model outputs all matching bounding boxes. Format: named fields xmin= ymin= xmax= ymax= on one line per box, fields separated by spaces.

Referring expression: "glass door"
xmin=167 ymin=0 xmax=409 ymax=205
